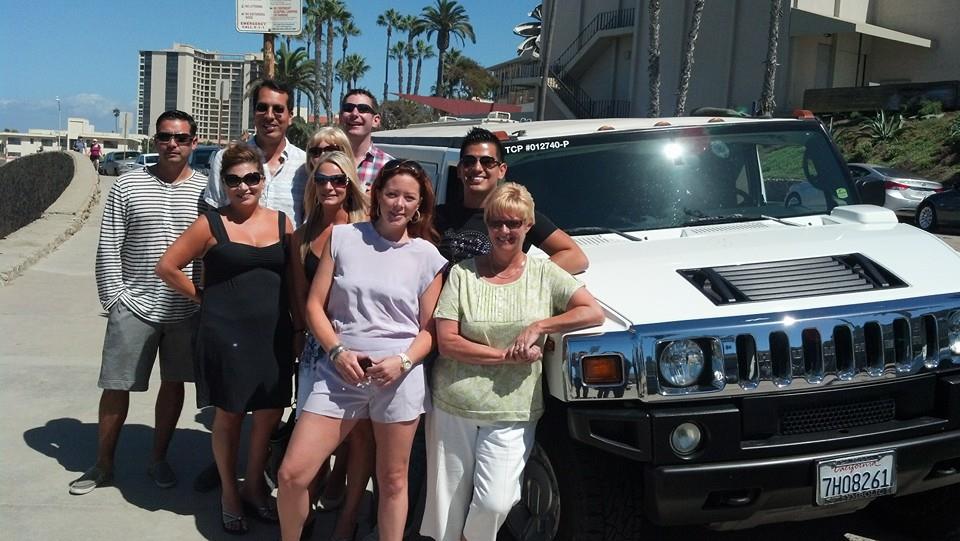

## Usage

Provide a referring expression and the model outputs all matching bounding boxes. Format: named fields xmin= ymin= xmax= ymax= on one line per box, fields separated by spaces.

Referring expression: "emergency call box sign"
xmin=237 ymin=0 xmax=303 ymax=34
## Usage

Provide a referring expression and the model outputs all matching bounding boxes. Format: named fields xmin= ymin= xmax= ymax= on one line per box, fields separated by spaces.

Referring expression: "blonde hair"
xmin=300 ymin=151 xmax=369 ymax=260
xmin=306 ymin=127 xmax=355 ymax=164
xmin=483 ymin=182 xmax=535 ymax=225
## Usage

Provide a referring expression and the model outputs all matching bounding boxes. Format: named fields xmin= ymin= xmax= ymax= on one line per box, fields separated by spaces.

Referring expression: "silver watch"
xmin=399 ymin=352 xmax=413 ymax=372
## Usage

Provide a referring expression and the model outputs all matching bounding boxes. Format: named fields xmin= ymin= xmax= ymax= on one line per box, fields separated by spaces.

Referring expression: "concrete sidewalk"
xmin=0 ymin=176 xmax=369 ymax=541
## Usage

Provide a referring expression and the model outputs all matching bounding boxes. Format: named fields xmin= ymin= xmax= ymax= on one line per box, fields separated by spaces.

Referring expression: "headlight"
xmin=659 ymin=339 xmax=704 ymax=386
xmin=948 ymin=311 xmax=960 ymax=355
xmin=670 ymin=422 xmax=702 ymax=456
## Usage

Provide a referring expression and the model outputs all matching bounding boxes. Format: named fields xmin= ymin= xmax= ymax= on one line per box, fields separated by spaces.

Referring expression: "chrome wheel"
xmin=916 ymin=204 xmax=936 ymax=231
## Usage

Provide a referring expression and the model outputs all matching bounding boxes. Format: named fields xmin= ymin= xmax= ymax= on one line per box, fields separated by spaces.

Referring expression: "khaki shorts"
xmin=98 ymin=301 xmax=197 ymax=392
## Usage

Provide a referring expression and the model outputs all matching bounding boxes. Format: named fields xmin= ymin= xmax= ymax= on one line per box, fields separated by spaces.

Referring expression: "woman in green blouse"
xmin=421 ymin=182 xmax=604 ymax=541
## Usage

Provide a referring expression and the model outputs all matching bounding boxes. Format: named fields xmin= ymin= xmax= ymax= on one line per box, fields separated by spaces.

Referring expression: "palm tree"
xmin=413 ymin=40 xmax=435 ymax=95
xmin=248 ymin=43 xmax=316 ymax=117
xmin=759 ymin=0 xmax=784 ymax=116
xmin=440 ymin=49 xmax=468 ymax=98
xmin=647 ymin=0 xmax=661 ymax=117
xmin=389 ymin=42 xmax=407 ymax=96
xmin=675 ymin=0 xmax=706 ymax=116
xmin=340 ymin=53 xmax=371 ymax=89
xmin=295 ymin=16 xmax=319 ymax=115
xmin=397 ymin=14 xmax=423 ymax=95
xmin=325 ymin=2 xmax=348 ymax=124
xmin=420 ymin=0 xmax=476 ymax=97
xmin=377 ymin=9 xmax=402 ymax=104
xmin=336 ymin=18 xmax=361 ymax=105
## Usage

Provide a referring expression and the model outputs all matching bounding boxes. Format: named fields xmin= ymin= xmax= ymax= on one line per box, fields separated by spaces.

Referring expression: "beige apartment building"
xmin=491 ymin=0 xmax=958 ymax=119
xmin=138 ymin=43 xmax=262 ymax=142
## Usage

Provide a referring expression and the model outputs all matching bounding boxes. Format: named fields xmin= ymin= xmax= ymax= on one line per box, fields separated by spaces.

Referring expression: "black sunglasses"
xmin=223 ymin=172 xmax=264 ymax=187
xmin=459 ymin=155 xmax=502 ymax=169
xmin=255 ymin=102 xmax=287 ymax=115
xmin=341 ymin=103 xmax=377 ymax=114
xmin=313 ymin=173 xmax=350 ymax=187
xmin=487 ymin=218 xmax=525 ymax=230
xmin=381 ymin=159 xmax=424 ymax=176
xmin=155 ymin=132 xmax=194 ymax=144
xmin=308 ymin=144 xmax=343 ymax=157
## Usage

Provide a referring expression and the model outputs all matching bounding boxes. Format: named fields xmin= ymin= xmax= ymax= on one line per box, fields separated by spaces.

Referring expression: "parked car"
xmin=848 ymin=163 xmax=943 ymax=217
xmin=129 ymin=153 xmax=159 ymax=171
xmin=189 ymin=145 xmax=220 ymax=176
xmin=915 ymin=182 xmax=960 ymax=232
xmin=783 ymin=180 xmax=826 ymax=209
xmin=99 ymin=151 xmax=141 ymax=176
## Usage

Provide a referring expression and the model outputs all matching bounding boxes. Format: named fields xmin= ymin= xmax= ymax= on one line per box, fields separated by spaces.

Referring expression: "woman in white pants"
xmin=422 ymin=183 xmax=603 ymax=541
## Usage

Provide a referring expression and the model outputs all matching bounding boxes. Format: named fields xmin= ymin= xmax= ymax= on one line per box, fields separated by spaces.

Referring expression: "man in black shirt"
xmin=435 ymin=128 xmax=589 ymax=274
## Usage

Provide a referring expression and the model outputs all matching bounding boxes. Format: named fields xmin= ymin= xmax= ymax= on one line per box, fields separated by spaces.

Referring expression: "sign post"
xmin=236 ymin=0 xmax=303 ymax=79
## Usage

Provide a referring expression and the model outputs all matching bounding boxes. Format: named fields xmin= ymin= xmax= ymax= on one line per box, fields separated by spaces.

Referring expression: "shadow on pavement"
xmin=21 ymin=416 xmax=290 ymax=540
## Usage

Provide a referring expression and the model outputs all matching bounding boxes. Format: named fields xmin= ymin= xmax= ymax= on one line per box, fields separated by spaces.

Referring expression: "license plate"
xmin=816 ymin=451 xmax=896 ymax=505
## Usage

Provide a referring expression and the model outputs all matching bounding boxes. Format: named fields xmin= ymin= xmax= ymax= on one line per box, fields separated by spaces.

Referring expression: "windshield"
xmin=193 ymin=148 xmax=217 ymax=165
xmin=503 ymin=122 xmax=857 ymax=232
xmin=144 ymin=155 xmax=159 ymax=165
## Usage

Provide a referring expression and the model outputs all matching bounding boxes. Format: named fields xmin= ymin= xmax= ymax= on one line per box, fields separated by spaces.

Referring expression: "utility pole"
xmin=56 ymin=96 xmax=62 ymax=150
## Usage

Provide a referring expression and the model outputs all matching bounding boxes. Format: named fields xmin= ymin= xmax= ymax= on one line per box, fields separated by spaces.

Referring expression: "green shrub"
xmin=858 ymin=110 xmax=904 ymax=142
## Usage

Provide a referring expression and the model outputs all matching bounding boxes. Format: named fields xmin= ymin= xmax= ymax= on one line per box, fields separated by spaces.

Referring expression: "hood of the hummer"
xmin=568 ymin=213 xmax=960 ymax=327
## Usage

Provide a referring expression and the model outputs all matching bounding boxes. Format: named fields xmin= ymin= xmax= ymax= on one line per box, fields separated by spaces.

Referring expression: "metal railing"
xmin=549 ymin=67 xmax=631 ymax=119
xmin=554 ymin=8 xmax=635 ymax=76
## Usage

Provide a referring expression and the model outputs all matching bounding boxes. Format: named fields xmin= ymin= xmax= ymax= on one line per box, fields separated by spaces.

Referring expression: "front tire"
xmin=915 ymin=202 xmax=938 ymax=232
xmin=502 ymin=410 xmax=646 ymax=541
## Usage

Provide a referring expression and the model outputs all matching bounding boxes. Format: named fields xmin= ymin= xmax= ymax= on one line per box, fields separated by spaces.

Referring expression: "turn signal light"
xmin=581 ymin=354 xmax=624 ymax=385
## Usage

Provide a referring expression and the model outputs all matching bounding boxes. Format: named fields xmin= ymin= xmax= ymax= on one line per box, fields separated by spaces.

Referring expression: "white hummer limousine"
xmin=374 ymin=113 xmax=960 ymax=540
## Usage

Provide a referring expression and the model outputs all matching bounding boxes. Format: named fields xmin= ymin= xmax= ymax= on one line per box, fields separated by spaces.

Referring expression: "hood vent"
xmin=679 ymin=254 xmax=906 ymax=305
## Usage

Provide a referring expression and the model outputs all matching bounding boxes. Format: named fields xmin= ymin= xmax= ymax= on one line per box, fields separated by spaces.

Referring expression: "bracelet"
xmin=398 ymin=352 xmax=413 ymax=372
xmin=328 ymin=344 xmax=347 ymax=362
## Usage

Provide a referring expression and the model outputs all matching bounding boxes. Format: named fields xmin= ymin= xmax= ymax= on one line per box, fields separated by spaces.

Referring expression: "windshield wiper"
xmin=565 ymin=227 xmax=643 ymax=241
xmin=682 ymin=208 xmax=804 ymax=227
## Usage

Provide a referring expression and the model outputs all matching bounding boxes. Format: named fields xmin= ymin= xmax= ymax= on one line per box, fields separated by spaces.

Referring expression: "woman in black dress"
xmin=157 ymin=144 xmax=305 ymax=534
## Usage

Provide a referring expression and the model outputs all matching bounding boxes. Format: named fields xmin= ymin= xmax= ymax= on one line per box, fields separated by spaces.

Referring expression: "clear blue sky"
xmin=0 ymin=0 xmax=538 ymax=133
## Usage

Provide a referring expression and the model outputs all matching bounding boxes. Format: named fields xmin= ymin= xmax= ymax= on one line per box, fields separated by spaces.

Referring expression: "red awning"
xmin=396 ymin=94 xmax=522 ymax=115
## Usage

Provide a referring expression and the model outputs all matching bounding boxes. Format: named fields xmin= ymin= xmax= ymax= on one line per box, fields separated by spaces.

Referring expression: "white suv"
xmin=375 ymin=114 xmax=960 ymax=540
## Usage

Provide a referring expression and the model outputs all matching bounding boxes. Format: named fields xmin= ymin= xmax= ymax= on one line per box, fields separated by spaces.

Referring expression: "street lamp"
xmin=56 ymin=96 xmax=62 ymax=150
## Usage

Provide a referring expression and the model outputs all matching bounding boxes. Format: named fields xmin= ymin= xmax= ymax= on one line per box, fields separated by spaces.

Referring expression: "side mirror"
xmin=856 ymin=178 xmax=886 ymax=206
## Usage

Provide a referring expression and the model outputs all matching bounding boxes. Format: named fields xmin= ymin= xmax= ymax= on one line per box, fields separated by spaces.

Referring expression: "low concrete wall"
xmin=0 ymin=152 xmax=77 ymax=237
xmin=0 ymin=151 xmax=100 ymax=285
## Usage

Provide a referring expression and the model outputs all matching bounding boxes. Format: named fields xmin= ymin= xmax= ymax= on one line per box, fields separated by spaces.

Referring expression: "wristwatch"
xmin=399 ymin=352 xmax=413 ymax=372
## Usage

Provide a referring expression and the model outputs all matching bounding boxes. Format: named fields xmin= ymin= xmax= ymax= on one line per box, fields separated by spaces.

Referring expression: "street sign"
xmin=236 ymin=0 xmax=302 ymax=34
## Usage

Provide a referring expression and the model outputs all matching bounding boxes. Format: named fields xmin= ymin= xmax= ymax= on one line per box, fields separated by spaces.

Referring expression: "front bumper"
xmin=564 ymin=372 xmax=960 ymax=528
xmin=645 ymin=429 xmax=960 ymax=528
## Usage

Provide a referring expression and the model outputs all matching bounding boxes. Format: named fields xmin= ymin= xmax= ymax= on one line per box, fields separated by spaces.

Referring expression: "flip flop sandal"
xmin=220 ymin=502 xmax=249 ymax=535
xmin=242 ymin=499 xmax=279 ymax=523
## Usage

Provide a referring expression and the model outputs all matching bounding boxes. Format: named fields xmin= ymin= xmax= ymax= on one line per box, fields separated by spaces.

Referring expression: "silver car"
xmin=100 ymin=151 xmax=141 ymax=176
xmin=848 ymin=163 xmax=943 ymax=217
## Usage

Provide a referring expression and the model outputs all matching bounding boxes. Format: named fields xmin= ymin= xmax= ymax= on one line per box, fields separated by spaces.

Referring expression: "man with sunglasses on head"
xmin=338 ymin=88 xmax=393 ymax=191
xmin=435 ymin=127 xmax=589 ymax=273
xmin=204 ymin=79 xmax=308 ymax=226
xmin=71 ymin=110 xmax=207 ymax=495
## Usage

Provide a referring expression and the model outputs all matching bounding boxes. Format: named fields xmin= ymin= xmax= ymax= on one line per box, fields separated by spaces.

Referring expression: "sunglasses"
xmin=223 ymin=172 xmax=264 ymax=187
xmin=155 ymin=132 xmax=194 ymax=144
xmin=313 ymin=173 xmax=350 ymax=187
xmin=486 ymin=219 xmax=525 ymax=230
xmin=308 ymin=144 xmax=343 ymax=157
xmin=254 ymin=102 xmax=287 ymax=115
xmin=460 ymin=155 xmax=502 ymax=169
xmin=341 ymin=103 xmax=377 ymax=114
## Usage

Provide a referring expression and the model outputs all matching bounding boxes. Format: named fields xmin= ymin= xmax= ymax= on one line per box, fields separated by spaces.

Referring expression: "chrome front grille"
xmin=563 ymin=293 xmax=960 ymax=401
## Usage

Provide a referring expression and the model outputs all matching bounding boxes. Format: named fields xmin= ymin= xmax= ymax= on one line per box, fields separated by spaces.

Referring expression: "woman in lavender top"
xmin=277 ymin=160 xmax=447 ymax=541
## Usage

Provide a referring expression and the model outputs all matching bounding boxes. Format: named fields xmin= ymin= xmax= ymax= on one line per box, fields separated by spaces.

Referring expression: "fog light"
xmin=659 ymin=340 xmax=704 ymax=386
xmin=948 ymin=311 xmax=960 ymax=355
xmin=670 ymin=422 xmax=702 ymax=456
